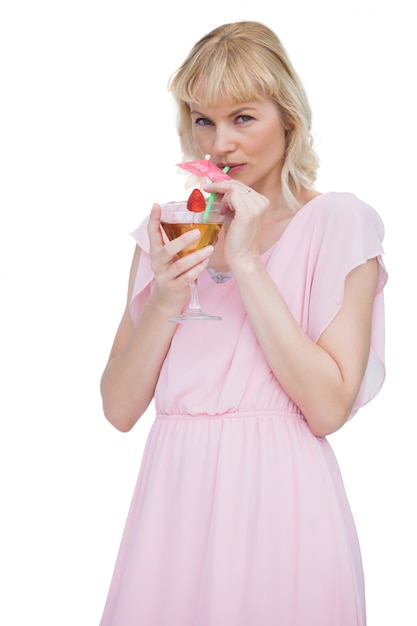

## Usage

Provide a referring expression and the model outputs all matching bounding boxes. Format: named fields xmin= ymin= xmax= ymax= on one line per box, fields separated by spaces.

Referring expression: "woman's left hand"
xmin=203 ymin=180 xmax=269 ymax=270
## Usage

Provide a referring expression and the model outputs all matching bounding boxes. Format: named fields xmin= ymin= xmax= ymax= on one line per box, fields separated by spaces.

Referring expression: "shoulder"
xmin=308 ymin=192 xmax=385 ymax=240
xmin=313 ymin=191 xmax=383 ymax=220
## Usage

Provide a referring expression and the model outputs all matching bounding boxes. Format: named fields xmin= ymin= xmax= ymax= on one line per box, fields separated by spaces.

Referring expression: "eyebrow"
xmin=190 ymin=106 xmax=258 ymax=118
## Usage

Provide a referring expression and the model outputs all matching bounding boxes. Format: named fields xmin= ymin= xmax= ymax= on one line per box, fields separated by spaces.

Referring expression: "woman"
xmin=100 ymin=21 xmax=387 ymax=625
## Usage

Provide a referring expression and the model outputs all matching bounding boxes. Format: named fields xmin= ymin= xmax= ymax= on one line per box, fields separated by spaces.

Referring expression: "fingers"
xmin=166 ymin=229 xmax=201 ymax=258
xmin=151 ymin=245 xmax=213 ymax=310
xmin=168 ymin=252 xmax=212 ymax=285
xmin=202 ymin=182 xmax=268 ymax=217
xmin=148 ymin=203 xmax=163 ymax=251
xmin=173 ymin=245 xmax=214 ymax=274
xmin=148 ymin=203 xmax=203 ymax=258
xmin=158 ymin=242 xmax=214 ymax=282
xmin=148 ymin=203 xmax=214 ymax=280
xmin=203 ymin=180 xmax=254 ymax=197
xmin=146 ymin=203 xmax=215 ymax=310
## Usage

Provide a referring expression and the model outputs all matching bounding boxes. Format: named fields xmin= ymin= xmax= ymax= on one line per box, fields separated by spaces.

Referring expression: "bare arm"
xmin=100 ymin=204 xmax=215 ymax=431
xmin=205 ymin=180 xmax=379 ymax=437
xmin=232 ymin=255 xmax=378 ymax=437
xmin=100 ymin=245 xmax=177 ymax=432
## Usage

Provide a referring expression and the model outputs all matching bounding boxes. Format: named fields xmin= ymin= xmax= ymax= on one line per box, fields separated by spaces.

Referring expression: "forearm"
xmin=100 ymin=293 xmax=179 ymax=432
xmin=232 ymin=258 xmax=358 ymax=436
xmin=101 ymin=213 xmax=218 ymax=431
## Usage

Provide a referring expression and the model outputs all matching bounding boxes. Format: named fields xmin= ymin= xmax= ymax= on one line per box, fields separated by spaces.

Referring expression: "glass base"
xmin=169 ymin=308 xmax=222 ymax=322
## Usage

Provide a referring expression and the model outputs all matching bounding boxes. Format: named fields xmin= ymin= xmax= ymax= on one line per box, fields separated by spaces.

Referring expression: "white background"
xmin=1 ymin=1 xmax=416 ymax=624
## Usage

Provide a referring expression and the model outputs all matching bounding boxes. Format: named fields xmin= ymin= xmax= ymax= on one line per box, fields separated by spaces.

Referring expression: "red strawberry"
xmin=187 ymin=188 xmax=206 ymax=212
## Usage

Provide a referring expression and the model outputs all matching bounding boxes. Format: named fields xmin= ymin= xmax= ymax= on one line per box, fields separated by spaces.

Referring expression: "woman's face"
xmin=189 ymin=98 xmax=288 ymax=194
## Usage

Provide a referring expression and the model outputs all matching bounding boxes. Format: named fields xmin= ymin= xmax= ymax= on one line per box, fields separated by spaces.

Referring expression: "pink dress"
xmin=100 ymin=192 xmax=387 ymax=626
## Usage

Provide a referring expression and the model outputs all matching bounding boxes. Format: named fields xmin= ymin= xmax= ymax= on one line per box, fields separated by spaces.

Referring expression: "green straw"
xmin=202 ymin=166 xmax=230 ymax=222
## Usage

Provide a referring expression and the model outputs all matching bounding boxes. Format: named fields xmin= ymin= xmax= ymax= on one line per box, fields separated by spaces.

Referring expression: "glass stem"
xmin=188 ymin=280 xmax=202 ymax=311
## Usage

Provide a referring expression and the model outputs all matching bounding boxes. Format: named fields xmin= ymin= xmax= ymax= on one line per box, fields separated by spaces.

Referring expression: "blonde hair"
xmin=168 ymin=21 xmax=319 ymax=210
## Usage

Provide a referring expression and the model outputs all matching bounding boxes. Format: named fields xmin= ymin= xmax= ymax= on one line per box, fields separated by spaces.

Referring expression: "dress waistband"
xmin=155 ymin=409 xmax=305 ymax=422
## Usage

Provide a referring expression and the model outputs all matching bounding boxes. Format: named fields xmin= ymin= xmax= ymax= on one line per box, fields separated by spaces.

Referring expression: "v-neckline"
xmin=208 ymin=192 xmax=325 ymax=273
xmin=260 ymin=192 xmax=324 ymax=260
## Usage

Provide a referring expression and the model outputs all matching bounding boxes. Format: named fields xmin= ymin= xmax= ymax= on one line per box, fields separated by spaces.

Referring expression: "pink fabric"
xmin=101 ymin=192 xmax=387 ymax=625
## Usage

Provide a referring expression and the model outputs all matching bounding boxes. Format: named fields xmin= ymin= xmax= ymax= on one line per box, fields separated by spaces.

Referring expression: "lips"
xmin=216 ymin=163 xmax=245 ymax=172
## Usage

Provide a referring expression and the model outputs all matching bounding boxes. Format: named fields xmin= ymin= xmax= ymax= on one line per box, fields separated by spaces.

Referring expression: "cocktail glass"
xmin=160 ymin=201 xmax=225 ymax=322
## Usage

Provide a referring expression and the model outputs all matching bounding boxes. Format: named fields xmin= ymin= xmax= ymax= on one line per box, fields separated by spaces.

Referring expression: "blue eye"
xmin=195 ymin=117 xmax=213 ymax=126
xmin=236 ymin=114 xmax=253 ymax=123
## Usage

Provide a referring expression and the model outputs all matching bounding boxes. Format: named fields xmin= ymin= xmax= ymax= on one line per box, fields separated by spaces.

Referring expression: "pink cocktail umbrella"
xmin=176 ymin=159 xmax=232 ymax=181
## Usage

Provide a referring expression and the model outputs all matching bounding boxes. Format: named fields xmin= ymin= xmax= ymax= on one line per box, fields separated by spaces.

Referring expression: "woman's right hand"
xmin=148 ymin=203 xmax=214 ymax=312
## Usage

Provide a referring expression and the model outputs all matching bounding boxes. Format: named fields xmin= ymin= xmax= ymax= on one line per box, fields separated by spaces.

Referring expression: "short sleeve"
xmin=307 ymin=193 xmax=388 ymax=416
xmin=128 ymin=216 xmax=154 ymax=325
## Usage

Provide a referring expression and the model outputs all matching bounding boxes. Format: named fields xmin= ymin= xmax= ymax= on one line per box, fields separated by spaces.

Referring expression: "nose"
xmin=212 ymin=123 xmax=236 ymax=156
